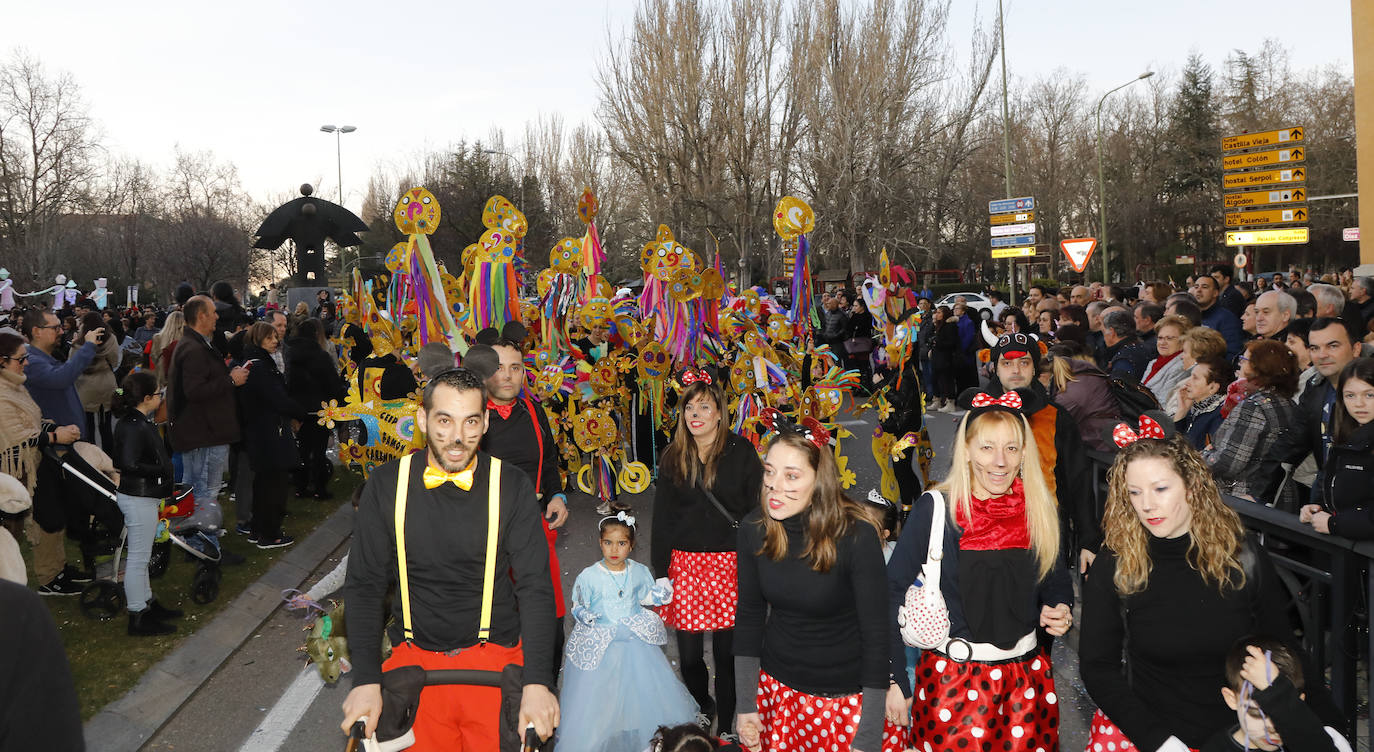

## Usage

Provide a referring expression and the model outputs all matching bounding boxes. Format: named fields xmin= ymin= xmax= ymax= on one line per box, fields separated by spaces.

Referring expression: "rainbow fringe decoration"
xmin=788 ymin=234 xmax=814 ymax=335
xmin=468 ymin=247 xmax=521 ymax=334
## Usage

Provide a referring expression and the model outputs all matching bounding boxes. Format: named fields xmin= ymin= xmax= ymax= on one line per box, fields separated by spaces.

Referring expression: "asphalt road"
xmin=143 ymin=402 xmax=1094 ymax=751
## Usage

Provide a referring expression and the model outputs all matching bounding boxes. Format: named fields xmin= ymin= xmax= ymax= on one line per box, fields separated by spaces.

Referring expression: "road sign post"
xmin=1220 ymin=125 xmax=1308 ymax=267
xmin=989 ymin=197 xmax=1036 ymax=288
xmin=1060 ymin=238 xmax=1097 ymax=273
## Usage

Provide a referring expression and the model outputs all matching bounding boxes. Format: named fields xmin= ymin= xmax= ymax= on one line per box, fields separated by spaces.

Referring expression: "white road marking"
xmin=238 ymin=666 xmax=324 ymax=752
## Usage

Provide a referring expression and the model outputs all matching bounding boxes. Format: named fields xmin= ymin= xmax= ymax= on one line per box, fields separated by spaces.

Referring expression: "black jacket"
xmin=113 ymin=410 xmax=173 ymax=498
xmin=238 ymin=344 xmax=308 ymax=472
xmin=1104 ymin=336 xmax=1154 ymax=382
xmin=1322 ymin=421 xmax=1374 ymax=540
xmin=286 ymin=336 xmax=347 ymax=414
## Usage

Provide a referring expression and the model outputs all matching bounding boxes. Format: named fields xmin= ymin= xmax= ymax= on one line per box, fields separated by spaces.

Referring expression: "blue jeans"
xmin=115 ymin=492 xmax=159 ymax=612
xmin=182 ymin=444 xmax=229 ymax=506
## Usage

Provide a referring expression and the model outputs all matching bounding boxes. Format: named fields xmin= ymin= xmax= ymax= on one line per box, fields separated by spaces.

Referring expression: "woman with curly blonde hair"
xmin=1080 ymin=433 xmax=1305 ymax=751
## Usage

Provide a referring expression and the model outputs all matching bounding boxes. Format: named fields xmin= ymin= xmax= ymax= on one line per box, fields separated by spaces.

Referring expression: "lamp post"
xmin=997 ymin=0 xmax=1016 ymax=304
xmin=482 ymin=149 xmax=526 ymax=211
xmin=1095 ymin=72 xmax=1153 ymax=283
xmin=320 ymin=124 xmax=357 ymax=278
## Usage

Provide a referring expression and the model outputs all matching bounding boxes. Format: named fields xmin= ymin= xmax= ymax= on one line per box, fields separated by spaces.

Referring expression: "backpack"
xmin=1109 ymin=376 xmax=1160 ymax=422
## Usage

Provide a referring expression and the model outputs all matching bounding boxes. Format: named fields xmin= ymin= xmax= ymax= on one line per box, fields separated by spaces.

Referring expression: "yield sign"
xmin=1060 ymin=238 xmax=1098 ymax=273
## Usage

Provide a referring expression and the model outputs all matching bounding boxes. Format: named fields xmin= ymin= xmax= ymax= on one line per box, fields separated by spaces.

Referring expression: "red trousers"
xmin=382 ymin=641 xmax=523 ymax=751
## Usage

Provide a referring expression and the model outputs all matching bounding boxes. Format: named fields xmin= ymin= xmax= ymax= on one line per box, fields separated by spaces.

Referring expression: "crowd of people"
xmin=2 ymin=258 xmax=1367 ymax=752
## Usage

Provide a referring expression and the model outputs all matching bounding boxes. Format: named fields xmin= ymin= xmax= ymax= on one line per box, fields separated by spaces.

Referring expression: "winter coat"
xmin=285 ymin=336 xmax=347 ymax=414
xmin=1104 ymin=336 xmax=1154 ymax=382
xmin=1050 ymin=359 xmax=1123 ymax=453
xmin=237 ymin=344 xmax=307 ymax=472
xmin=1142 ymin=352 xmax=1187 ymax=414
xmin=1321 ymin=421 xmax=1374 ymax=540
xmin=73 ymin=334 xmax=120 ymax=412
xmin=167 ymin=329 xmax=240 ymax=452
xmin=113 ymin=410 xmax=173 ymax=498
xmin=1204 ymin=389 xmax=1299 ymax=508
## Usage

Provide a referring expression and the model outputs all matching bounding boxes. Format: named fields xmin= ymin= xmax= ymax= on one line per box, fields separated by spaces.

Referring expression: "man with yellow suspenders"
xmin=341 ymin=369 xmax=559 ymax=749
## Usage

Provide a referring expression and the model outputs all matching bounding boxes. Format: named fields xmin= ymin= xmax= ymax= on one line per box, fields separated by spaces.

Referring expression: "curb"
xmin=83 ymin=503 xmax=355 ymax=752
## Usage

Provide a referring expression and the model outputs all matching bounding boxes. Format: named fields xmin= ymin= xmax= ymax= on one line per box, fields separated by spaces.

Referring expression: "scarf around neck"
xmin=0 ymin=368 xmax=44 ymax=493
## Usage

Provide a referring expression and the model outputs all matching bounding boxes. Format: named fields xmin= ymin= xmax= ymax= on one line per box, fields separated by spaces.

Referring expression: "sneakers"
xmin=37 ymin=570 xmax=84 ymax=596
xmin=63 ymin=563 xmax=94 ymax=584
xmin=257 ymin=534 xmax=295 ymax=550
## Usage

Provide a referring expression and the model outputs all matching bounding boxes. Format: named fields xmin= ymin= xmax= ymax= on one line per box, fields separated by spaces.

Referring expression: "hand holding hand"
xmin=1298 ymin=504 xmax=1321 ymax=524
xmin=1039 ymin=603 xmax=1072 ymax=637
xmin=736 ymin=712 xmax=764 ymax=751
xmin=54 ymin=425 xmax=81 ymax=444
xmin=885 ymin=683 xmax=912 ymax=727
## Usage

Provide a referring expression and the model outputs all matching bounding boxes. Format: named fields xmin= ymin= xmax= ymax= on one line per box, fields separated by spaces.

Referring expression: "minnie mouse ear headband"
xmin=474 ymin=321 xmax=529 ymax=348
xmin=678 ymin=367 xmax=713 ymax=387
xmin=1106 ymin=410 xmax=1176 ymax=449
xmin=758 ymin=407 xmax=832 ymax=449
xmin=979 ymin=322 xmax=1046 ymax=368
xmin=956 ymin=387 xmax=1031 ymax=417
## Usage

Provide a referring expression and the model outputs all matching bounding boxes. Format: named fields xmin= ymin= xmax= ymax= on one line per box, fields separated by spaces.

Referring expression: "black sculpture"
xmin=253 ymin=184 xmax=368 ymax=285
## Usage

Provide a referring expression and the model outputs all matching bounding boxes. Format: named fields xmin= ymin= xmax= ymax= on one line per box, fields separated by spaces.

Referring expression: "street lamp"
xmin=321 ymin=124 xmax=356 ymax=279
xmin=1096 ymin=72 xmax=1153 ymax=283
xmin=482 ymin=149 xmax=526 ymax=212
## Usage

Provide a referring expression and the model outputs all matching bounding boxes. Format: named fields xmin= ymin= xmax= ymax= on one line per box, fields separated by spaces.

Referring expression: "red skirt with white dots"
xmin=756 ymin=670 xmax=861 ymax=752
xmin=908 ymin=646 xmax=1060 ymax=752
xmin=661 ymin=550 xmax=738 ymax=632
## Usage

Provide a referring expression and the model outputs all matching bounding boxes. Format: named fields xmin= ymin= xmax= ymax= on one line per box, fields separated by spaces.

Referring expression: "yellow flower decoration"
xmin=875 ymin=397 xmax=894 ymax=423
xmin=836 ymin=451 xmax=857 ymax=491
xmin=317 ymin=399 xmax=351 ymax=429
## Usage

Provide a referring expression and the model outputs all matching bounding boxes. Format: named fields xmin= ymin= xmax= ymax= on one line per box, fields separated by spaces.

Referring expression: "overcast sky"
xmin=0 ymin=0 xmax=1355 ymax=215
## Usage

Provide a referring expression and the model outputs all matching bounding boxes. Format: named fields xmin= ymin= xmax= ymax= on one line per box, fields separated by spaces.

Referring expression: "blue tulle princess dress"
xmin=555 ymin=559 xmax=699 ymax=752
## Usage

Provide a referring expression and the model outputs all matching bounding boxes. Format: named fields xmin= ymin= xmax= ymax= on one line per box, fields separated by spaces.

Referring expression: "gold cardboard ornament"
xmin=394 ymin=187 xmax=441 ymax=235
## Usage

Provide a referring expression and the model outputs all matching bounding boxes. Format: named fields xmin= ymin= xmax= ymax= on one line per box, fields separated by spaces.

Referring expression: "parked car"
xmin=934 ymin=292 xmax=995 ymax=320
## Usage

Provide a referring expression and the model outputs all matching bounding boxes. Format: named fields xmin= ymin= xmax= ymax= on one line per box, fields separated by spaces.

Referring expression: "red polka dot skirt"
xmin=1084 ymin=709 xmax=1151 ymax=752
xmin=661 ymin=550 xmax=738 ymax=632
xmin=908 ymin=648 xmax=1059 ymax=752
xmin=756 ymin=670 xmax=862 ymax=751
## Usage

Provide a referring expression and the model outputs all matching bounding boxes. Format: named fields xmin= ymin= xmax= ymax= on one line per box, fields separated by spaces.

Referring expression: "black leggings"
xmin=892 ymin=446 xmax=924 ymax=523
xmin=676 ymin=628 xmax=735 ymax=733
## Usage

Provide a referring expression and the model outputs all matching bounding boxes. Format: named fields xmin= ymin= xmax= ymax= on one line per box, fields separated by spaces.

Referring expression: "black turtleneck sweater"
xmin=650 ymin=432 xmax=763 ymax=577
xmin=734 ymin=508 xmax=888 ymax=749
xmin=1080 ymin=533 xmax=1295 ymax=750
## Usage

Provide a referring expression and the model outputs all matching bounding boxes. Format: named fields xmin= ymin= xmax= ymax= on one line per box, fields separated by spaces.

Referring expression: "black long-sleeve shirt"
xmin=480 ymin=396 xmax=566 ymax=509
xmin=734 ymin=509 xmax=889 ymax=696
xmin=886 ymin=490 xmax=1073 ymax=697
xmin=1199 ymin=676 xmax=1345 ymax=752
xmin=1080 ymin=534 xmax=1295 ymax=750
xmin=650 ymin=432 xmax=763 ymax=577
xmin=344 ymin=452 xmax=555 ymax=687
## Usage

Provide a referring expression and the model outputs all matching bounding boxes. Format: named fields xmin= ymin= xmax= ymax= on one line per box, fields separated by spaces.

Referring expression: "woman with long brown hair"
xmin=652 ymin=371 xmax=762 ymax=737
xmin=734 ymin=421 xmax=887 ymax=752
xmin=884 ymin=389 xmax=1070 ymax=751
xmin=1080 ymin=430 xmax=1308 ymax=751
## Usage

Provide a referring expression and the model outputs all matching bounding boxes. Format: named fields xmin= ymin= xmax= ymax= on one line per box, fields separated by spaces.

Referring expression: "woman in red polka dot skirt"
xmin=733 ymin=424 xmax=890 ymax=752
xmin=652 ymin=374 xmax=763 ymax=736
xmin=885 ymin=389 xmax=1074 ymax=752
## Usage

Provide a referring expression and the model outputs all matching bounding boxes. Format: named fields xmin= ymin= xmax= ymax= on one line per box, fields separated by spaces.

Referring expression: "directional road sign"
xmin=990 ymin=211 xmax=1035 ymax=226
xmin=1223 ymin=187 xmax=1306 ymax=209
xmin=1222 ymin=146 xmax=1304 ymax=171
xmin=988 ymin=197 xmax=1035 ymax=214
xmin=1060 ymin=238 xmax=1097 ymax=273
xmin=991 ymin=246 xmax=1036 ymax=259
xmin=991 ymin=234 xmax=1036 ymax=248
xmin=1225 ymin=228 xmax=1310 ymax=246
xmin=1224 ymin=207 xmax=1309 ymax=228
xmin=1222 ymin=167 xmax=1307 ymax=190
xmin=1221 ymin=126 xmax=1304 ymax=152
xmin=991 ymin=222 xmax=1036 ymax=237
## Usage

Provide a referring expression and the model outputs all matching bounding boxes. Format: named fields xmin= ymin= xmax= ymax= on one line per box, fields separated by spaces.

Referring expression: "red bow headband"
xmin=1111 ymin=415 xmax=1167 ymax=448
xmin=969 ymin=391 xmax=1023 ymax=411
xmin=758 ymin=407 xmax=832 ymax=449
xmin=680 ymin=368 xmax=712 ymax=386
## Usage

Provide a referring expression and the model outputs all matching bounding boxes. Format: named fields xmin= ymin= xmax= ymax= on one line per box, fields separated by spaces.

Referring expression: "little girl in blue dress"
xmin=556 ymin=511 xmax=699 ymax=752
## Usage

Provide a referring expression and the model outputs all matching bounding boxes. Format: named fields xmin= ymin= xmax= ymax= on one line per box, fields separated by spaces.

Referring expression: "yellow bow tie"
xmin=423 ymin=463 xmax=476 ymax=491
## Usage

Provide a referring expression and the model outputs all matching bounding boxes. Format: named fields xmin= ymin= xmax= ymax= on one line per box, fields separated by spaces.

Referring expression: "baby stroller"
xmin=346 ymin=667 xmax=548 ymax=752
xmin=45 ymin=446 xmax=222 ymax=619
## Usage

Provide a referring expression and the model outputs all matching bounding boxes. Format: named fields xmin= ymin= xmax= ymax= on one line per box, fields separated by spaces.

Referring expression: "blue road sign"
xmin=991 ymin=234 xmax=1036 ymax=248
xmin=988 ymin=196 xmax=1035 ymax=214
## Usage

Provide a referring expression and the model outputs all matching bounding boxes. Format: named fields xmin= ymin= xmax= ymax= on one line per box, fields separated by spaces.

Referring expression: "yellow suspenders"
xmin=393 ymin=453 xmax=503 ymax=644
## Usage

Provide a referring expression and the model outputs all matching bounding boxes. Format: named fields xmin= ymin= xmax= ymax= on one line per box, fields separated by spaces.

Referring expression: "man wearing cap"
xmin=342 ymin=368 xmax=558 ymax=749
xmin=984 ymin=330 xmax=1099 ymax=573
xmin=463 ymin=323 xmax=572 ymax=676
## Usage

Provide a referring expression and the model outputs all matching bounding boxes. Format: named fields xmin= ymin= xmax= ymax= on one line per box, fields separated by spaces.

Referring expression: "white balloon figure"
xmin=88 ymin=278 xmax=109 ymax=310
xmin=0 ymin=269 xmax=13 ymax=310
xmin=18 ymin=274 xmax=69 ymax=310
xmin=61 ymin=279 xmax=80 ymax=309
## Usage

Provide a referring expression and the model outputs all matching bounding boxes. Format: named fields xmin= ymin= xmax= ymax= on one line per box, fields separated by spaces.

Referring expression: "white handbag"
xmin=897 ymin=490 xmax=951 ymax=649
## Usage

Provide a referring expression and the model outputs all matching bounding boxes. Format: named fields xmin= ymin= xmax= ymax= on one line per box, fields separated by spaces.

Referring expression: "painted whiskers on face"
xmin=762 ymin=443 xmax=815 ymax=520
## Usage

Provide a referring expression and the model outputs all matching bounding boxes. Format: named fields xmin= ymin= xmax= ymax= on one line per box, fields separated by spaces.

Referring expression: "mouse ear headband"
xmin=1106 ymin=411 xmax=1175 ymax=449
xmin=758 ymin=407 xmax=832 ymax=449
